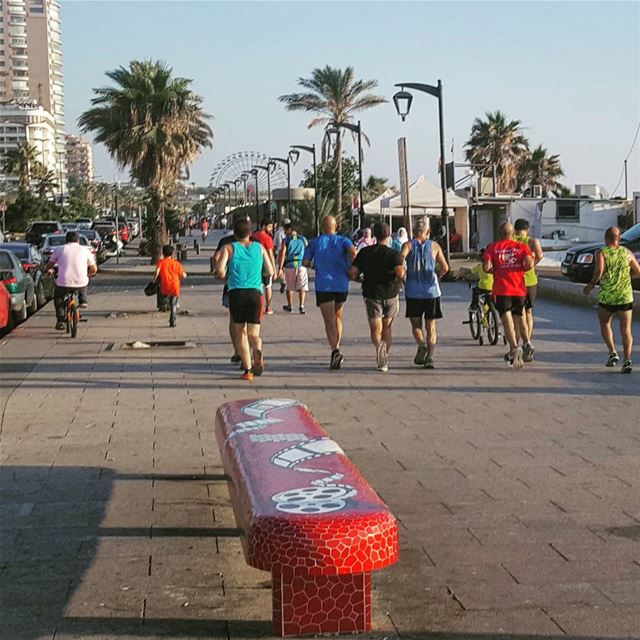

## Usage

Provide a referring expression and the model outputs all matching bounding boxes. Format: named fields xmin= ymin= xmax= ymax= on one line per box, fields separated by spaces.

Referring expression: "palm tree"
xmin=1 ymin=142 xmax=39 ymax=189
xmin=32 ymin=163 xmax=59 ymax=199
xmin=464 ymin=111 xmax=529 ymax=193
xmin=518 ymin=145 xmax=564 ymax=196
xmin=279 ymin=66 xmax=386 ymax=221
xmin=363 ymin=175 xmax=389 ymax=203
xmin=78 ymin=59 xmax=213 ymax=262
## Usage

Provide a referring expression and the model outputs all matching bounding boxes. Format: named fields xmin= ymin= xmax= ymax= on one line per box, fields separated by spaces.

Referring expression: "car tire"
xmin=36 ymin=280 xmax=47 ymax=307
xmin=28 ymin=288 xmax=38 ymax=315
xmin=13 ymin=300 xmax=27 ymax=324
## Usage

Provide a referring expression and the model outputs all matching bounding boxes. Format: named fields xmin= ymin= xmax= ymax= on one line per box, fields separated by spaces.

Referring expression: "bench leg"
xmin=272 ymin=570 xmax=371 ymax=636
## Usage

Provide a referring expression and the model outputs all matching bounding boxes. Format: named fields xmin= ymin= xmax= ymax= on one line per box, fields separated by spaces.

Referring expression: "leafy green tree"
xmin=279 ymin=66 xmax=386 ymax=218
xmin=78 ymin=59 xmax=213 ymax=262
xmin=5 ymin=191 xmax=55 ymax=232
xmin=363 ymin=175 xmax=389 ymax=203
xmin=517 ymin=145 xmax=564 ymax=196
xmin=465 ymin=110 xmax=529 ymax=193
xmin=1 ymin=142 xmax=39 ymax=190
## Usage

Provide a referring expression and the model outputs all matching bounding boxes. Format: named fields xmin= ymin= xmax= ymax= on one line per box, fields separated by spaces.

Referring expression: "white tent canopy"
xmin=379 ymin=175 xmax=468 ymax=212
xmin=362 ymin=187 xmax=397 ymax=215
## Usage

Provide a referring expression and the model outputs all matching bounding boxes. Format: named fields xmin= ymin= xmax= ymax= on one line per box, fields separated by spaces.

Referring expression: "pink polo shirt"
xmin=50 ymin=243 xmax=96 ymax=288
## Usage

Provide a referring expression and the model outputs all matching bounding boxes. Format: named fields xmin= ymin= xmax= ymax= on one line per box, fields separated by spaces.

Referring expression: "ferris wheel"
xmin=209 ymin=151 xmax=288 ymax=197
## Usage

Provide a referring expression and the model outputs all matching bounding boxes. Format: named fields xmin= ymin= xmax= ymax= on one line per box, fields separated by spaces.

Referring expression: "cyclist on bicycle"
xmin=468 ymin=247 xmax=494 ymax=309
xmin=46 ymin=230 xmax=97 ymax=330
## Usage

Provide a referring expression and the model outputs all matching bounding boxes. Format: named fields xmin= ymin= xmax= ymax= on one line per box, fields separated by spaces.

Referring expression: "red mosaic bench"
xmin=214 ymin=398 xmax=399 ymax=636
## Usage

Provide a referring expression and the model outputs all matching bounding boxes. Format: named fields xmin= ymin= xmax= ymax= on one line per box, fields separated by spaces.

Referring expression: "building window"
xmin=556 ymin=200 xmax=580 ymax=221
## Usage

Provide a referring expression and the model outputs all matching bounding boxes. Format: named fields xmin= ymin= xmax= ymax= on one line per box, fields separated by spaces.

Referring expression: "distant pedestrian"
xmin=252 ymin=218 xmax=277 ymax=315
xmin=216 ymin=217 xmax=274 ymax=380
xmin=349 ymin=222 xmax=404 ymax=371
xmin=583 ymin=226 xmax=640 ymax=373
xmin=303 ymin=215 xmax=356 ymax=369
xmin=201 ymin=218 xmax=209 ymax=242
xmin=391 ymin=227 xmax=408 ymax=252
xmin=355 ymin=227 xmax=376 ymax=251
xmin=514 ymin=218 xmax=544 ymax=361
xmin=277 ymin=221 xmax=309 ymax=314
xmin=214 ymin=227 xmax=241 ymax=363
xmin=483 ymin=222 xmax=534 ymax=369
xmin=400 ymin=217 xmax=448 ymax=369
xmin=274 ymin=218 xmax=290 ymax=294
xmin=154 ymin=245 xmax=186 ymax=328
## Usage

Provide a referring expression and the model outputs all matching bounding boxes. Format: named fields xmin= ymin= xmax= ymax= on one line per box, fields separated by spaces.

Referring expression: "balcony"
xmin=8 ymin=27 xmax=27 ymax=37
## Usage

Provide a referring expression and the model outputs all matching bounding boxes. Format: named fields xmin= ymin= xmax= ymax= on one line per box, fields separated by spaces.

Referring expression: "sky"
xmin=61 ymin=1 xmax=640 ymax=197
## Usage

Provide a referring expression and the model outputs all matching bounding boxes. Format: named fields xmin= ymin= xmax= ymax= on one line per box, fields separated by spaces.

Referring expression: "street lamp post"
xmin=327 ymin=121 xmax=364 ymax=231
xmin=225 ymin=181 xmax=238 ymax=210
xmin=254 ymin=165 xmax=272 ymax=218
xmin=269 ymin=153 xmax=295 ymax=223
xmin=240 ymin=173 xmax=249 ymax=207
xmin=290 ymin=144 xmax=318 ymax=234
xmin=393 ymin=80 xmax=450 ymax=260
xmin=250 ymin=168 xmax=259 ymax=226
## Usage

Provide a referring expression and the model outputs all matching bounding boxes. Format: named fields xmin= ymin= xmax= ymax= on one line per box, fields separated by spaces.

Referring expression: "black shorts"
xmin=316 ymin=291 xmax=348 ymax=307
xmin=405 ymin=297 xmax=443 ymax=320
xmin=599 ymin=302 xmax=634 ymax=314
xmin=494 ymin=295 xmax=525 ymax=317
xmin=228 ymin=289 xmax=263 ymax=324
xmin=525 ymin=285 xmax=538 ymax=309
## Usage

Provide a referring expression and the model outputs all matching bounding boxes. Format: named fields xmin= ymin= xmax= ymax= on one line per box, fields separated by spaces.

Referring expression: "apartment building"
xmin=0 ymin=0 xmax=66 ymax=193
xmin=65 ymin=133 xmax=93 ymax=184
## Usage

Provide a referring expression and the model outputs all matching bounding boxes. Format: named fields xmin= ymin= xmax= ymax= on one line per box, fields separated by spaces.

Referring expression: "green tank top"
xmin=599 ymin=245 xmax=633 ymax=306
xmin=514 ymin=234 xmax=538 ymax=286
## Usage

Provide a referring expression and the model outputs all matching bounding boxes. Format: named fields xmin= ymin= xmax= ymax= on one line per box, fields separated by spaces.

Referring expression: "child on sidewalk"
xmin=154 ymin=245 xmax=186 ymax=327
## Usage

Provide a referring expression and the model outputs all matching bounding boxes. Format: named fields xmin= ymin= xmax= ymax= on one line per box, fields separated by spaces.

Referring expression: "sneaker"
xmin=414 ymin=344 xmax=428 ymax=366
xmin=522 ymin=342 xmax=535 ymax=362
xmin=55 ymin=321 xmax=65 ymax=330
xmin=169 ymin=320 xmax=176 ymax=328
xmin=299 ymin=306 xmax=306 ymax=314
xmin=280 ymin=283 xmax=286 ymax=294
xmin=622 ymin=359 xmax=632 ymax=374
xmin=252 ymin=349 xmax=264 ymax=376
xmin=329 ymin=349 xmax=344 ymax=370
xmin=241 ymin=370 xmax=254 ymax=381
xmin=79 ymin=302 xmax=88 ymax=309
xmin=230 ymin=354 xmax=241 ymax=363
xmin=423 ymin=355 xmax=435 ymax=369
xmin=265 ymin=306 xmax=274 ymax=315
xmin=376 ymin=340 xmax=388 ymax=371
xmin=606 ymin=352 xmax=620 ymax=367
xmin=512 ymin=347 xmax=524 ymax=370
xmin=282 ymin=305 xmax=293 ymax=313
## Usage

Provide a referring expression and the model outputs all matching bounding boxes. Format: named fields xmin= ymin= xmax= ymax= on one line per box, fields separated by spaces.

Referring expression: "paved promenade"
xmin=1 ymin=233 xmax=639 ymax=639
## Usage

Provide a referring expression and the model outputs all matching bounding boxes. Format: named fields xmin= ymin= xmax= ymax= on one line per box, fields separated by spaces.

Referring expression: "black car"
xmin=25 ymin=220 xmax=64 ymax=246
xmin=561 ymin=222 xmax=640 ymax=285
xmin=0 ymin=243 xmax=55 ymax=307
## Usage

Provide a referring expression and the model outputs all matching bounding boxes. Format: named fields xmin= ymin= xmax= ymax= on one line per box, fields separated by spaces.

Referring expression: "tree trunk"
xmin=334 ymin=133 xmax=343 ymax=226
xmin=149 ymin=187 xmax=168 ymax=265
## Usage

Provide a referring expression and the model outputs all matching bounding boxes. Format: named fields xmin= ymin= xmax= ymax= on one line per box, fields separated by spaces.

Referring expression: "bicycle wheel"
xmin=70 ymin=305 xmax=79 ymax=338
xmin=487 ymin=305 xmax=500 ymax=345
xmin=468 ymin=309 xmax=481 ymax=340
xmin=65 ymin=300 xmax=71 ymax=334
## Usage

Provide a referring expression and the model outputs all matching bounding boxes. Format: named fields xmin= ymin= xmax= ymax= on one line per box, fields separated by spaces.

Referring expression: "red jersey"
xmin=252 ymin=230 xmax=274 ymax=251
xmin=158 ymin=257 xmax=185 ymax=297
xmin=484 ymin=239 xmax=532 ymax=296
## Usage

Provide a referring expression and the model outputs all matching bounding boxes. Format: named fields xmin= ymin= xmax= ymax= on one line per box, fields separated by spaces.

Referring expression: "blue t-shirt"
xmin=284 ymin=233 xmax=308 ymax=268
xmin=304 ymin=233 xmax=354 ymax=293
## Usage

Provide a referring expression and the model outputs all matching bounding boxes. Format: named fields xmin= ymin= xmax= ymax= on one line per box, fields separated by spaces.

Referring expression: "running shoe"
xmin=376 ymin=340 xmax=388 ymax=371
xmin=282 ymin=304 xmax=293 ymax=313
xmin=606 ymin=352 xmax=620 ymax=367
xmin=241 ymin=370 xmax=254 ymax=381
xmin=252 ymin=349 xmax=264 ymax=376
xmin=522 ymin=342 xmax=535 ymax=362
xmin=79 ymin=302 xmax=88 ymax=309
xmin=299 ymin=306 xmax=306 ymax=314
xmin=230 ymin=354 xmax=241 ymax=363
xmin=423 ymin=355 xmax=435 ymax=369
xmin=280 ymin=283 xmax=286 ymax=294
xmin=622 ymin=359 xmax=632 ymax=374
xmin=265 ymin=306 xmax=274 ymax=315
xmin=513 ymin=347 xmax=524 ymax=370
xmin=55 ymin=321 xmax=65 ymax=330
xmin=414 ymin=344 xmax=428 ymax=366
xmin=330 ymin=349 xmax=344 ymax=370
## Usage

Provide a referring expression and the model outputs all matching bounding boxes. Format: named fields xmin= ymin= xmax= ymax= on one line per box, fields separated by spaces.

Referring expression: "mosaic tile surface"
xmin=215 ymin=398 xmax=399 ymax=635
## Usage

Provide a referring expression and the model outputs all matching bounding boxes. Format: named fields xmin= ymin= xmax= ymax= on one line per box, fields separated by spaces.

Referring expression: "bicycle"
xmin=62 ymin=290 xmax=81 ymax=338
xmin=463 ymin=284 xmax=502 ymax=346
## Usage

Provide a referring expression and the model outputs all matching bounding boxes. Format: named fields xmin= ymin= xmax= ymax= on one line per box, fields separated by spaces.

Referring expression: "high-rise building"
xmin=0 ymin=0 xmax=66 ymax=193
xmin=65 ymin=134 xmax=93 ymax=184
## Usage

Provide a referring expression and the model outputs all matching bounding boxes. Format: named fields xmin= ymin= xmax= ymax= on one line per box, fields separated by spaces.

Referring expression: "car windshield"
xmin=34 ymin=224 xmax=59 ymax=232
xmin=0 ymin=245 xmax=28 ymax=259
xmin=47 ymin=236 xmax=66 ymax=246
xmin=0 ymin=253 xmax=14 ymax=269
xmin=621 ymin=223 xmax=640 ymax=243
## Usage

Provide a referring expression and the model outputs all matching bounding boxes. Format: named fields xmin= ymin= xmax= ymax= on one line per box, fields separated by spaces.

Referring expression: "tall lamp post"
xmin=269 ymin=152 xmax=296 ymax=223
xmin=225 ymin=181 xmax=238 ymax=210
xmin=250 ymin=168 xmax=259 ymax=226
xmin=254 ymin=164 xmax=272 ymax=218
xmin=290 ymin=144 xmax=318 ymax=234
xmin=392 ymin=80 xmax=450 ymax=260
xmin=327 ymin=120 xmax=364 ymax=231
xmin=240 ymin=173 xmax=249 ymax=207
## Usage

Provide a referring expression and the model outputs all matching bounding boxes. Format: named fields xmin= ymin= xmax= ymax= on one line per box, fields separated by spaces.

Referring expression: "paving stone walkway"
xmin=1 ymin=235 xmax=639 ymax=639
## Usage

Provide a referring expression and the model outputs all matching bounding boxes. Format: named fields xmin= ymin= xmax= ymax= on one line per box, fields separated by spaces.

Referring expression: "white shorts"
xmin=284 ymin=266 xmax=309 ymax=292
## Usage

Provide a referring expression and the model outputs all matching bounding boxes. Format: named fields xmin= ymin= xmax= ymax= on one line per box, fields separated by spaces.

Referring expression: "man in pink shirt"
xmin=47 ymin=230 xmax=97 ymax=330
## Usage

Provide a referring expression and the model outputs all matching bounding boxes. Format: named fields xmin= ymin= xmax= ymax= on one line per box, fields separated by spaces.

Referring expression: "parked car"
xmin=0 ymin=243 xmax=54 ymax=307
xmin=75 ymin=217 xmax=93 ymax=229
xmin=562 ymin=222 xmax=640 ymax=286
xmin=0 ymin=281 xmax=11 ymax=332
xmin=25 ymin=220 xmax=64 ymax=246
xmin=41 ymin=233 xmax=91 ymax=261
xmin=61 ymin=222 xmax=79 ymax=231
xmin=0 ymin=249 xmax=36 ymax=323
xmin=78 ymin=229 xmax=105 ymax=263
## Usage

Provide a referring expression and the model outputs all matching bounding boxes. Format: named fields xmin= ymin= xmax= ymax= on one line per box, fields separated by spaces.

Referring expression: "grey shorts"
xmin=365 ymin=296 xmax=400 ymax=320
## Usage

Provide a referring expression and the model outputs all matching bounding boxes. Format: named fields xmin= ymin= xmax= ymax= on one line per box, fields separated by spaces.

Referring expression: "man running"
xmin=214 ymin=225 xmax=241 ymax=363
xmin=277 ymin=221 xmax=309 ymax=314
xmin=216 ymin=217 xmax=274 ymax=380
xmin=583 ymin=226 xmax=640 ymax=373
xmin=274 ymin=219 xmax=289 ymax=294
xmin=514 ymin=218 xmax=544 ymax=361
xmin=252 ymin=218 xmax=276 ymax=315
xmin=400 ymin=217 xmax=448 ymax=369
xmin=303 ymin=215 xmax=356 ymax=369
xmin=483 ymin=222 xmax=534 ymax=369
xmin=349 ymin=222 xmax=404 ymax=371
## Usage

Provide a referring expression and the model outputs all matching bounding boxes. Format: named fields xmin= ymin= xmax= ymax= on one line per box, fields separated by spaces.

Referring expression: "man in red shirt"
xmin=154 ymin=245 xmax=186 ymax=327
xmin=483 ymin=222 xmax=534 ymax=369
xmin=251 ymin=218 xmax=276 ymax=314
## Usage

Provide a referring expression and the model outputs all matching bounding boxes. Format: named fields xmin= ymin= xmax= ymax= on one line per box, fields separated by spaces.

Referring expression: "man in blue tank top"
xmin=303 ymin=215 xmax=356 ymax=369
xmin=216 ymin=218 xmax=274 ymax=381
xmin=400 ymin=217 xmax=449 ymax=369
